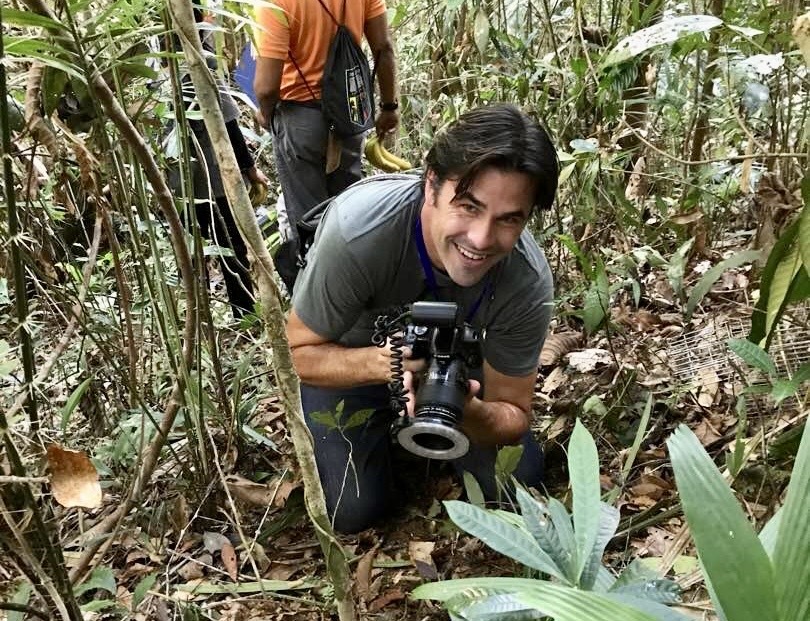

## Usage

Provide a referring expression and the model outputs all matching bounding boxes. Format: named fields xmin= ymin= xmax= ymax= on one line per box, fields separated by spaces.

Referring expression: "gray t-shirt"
xmin=292 ymin=175 xmax=554 ymax=376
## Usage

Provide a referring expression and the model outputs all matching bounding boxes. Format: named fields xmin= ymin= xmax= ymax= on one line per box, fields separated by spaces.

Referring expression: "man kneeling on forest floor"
xmin=285 ymin=104 xmax=559 ymax=533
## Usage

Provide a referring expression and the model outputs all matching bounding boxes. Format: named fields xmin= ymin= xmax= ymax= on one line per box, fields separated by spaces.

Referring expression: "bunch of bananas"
xmin=364 ymin=134 xmax=413 ymax=173
xmin=248 ymin=180 xmax=268 ymax=207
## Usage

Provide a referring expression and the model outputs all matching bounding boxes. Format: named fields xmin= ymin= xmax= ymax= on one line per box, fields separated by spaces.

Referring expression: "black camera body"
xmin=389 ymin=301 xmax=483 ymax=460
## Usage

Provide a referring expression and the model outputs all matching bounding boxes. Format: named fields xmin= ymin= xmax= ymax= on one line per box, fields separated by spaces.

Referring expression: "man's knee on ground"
xmin=327 ymin=489 xmax=389 ymax=534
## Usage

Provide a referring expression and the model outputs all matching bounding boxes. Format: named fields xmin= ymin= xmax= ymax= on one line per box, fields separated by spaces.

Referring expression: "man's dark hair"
xmin=424 ymin=103 xmax=559 ymax=211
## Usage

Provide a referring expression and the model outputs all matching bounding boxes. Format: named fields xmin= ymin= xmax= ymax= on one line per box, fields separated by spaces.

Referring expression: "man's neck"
xmin=418 ymin=204 xmax=444 ymax=271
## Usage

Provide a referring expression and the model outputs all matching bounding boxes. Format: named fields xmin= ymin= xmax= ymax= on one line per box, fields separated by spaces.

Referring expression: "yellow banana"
xmin=366 ymin=135 xmax=398 ymax=172
xmin=249 ymin=181 xmax=268 ymax=207
xmin=378 ymin=144 xmax=412 ymax=171
xmin=364 ymin=134 xmax=411 ymax=172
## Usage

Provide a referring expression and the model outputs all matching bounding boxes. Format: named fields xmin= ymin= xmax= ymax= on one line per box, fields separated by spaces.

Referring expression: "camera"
xmin=375 ymin=301 xmax=483 ymax=460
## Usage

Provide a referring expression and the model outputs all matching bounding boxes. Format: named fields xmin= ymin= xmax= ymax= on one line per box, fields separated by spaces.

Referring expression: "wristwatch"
xmin=380 ymin=100 xmax=399 ymax=111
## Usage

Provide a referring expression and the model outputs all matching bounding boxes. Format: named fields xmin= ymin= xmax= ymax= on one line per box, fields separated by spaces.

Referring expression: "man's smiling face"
xmin=421 ymin=167 xmax=536 ymax=287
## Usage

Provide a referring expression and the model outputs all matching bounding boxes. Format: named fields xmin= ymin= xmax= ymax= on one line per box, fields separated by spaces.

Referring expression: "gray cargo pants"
xmin=271 ymin=101 xmax=363 ymax=241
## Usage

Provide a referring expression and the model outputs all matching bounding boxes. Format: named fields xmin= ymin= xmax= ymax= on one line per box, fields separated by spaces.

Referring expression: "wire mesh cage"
xmin=666 ymin=306 xmax=809 ymax=413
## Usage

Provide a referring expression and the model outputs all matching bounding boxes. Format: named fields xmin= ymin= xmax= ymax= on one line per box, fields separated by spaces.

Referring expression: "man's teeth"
xmin=455 ymin=243 xmax=485 ymax=260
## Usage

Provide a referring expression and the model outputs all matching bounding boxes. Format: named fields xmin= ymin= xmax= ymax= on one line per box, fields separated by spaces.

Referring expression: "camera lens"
xmin=412 ymin=433 xmax=454 ymax=452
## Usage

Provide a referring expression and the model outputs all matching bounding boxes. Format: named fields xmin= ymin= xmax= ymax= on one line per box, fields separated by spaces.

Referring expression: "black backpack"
xmin=289 ymin=0 xmax=376 ymax=137
xmin=271 ymin=174 xmax=416 ymax=293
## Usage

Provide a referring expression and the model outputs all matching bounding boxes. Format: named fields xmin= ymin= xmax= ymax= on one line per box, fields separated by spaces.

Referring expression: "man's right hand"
xmin=375 ymin=109 xmax=400 ymax=137
xmin=256 ymin=108 xmax=270 ymax=130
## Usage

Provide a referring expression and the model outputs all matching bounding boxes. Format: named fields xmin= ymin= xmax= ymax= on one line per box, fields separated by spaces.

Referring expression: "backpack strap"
xmin=286 ymin=0 xmax=345 ymax=102
xmin=287 ymin=52 xmax=318 ymax=101
xmin=313 ymin=0 xmax=344 ymax=26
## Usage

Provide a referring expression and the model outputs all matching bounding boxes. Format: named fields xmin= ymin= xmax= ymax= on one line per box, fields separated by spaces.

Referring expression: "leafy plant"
xmin=727 ymin=337 xmax=810 ymax=406
xmin=749 ymin=176 xmax=810 ymax=348
xmin=412 ymin=420 xmax=686 ymax=620
xmin=667 ymin=420 xmax=810 ymax=620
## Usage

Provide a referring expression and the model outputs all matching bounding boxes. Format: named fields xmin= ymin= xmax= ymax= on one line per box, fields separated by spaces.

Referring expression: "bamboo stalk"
xmin=166 ymin=1 xmax=356 ymax=618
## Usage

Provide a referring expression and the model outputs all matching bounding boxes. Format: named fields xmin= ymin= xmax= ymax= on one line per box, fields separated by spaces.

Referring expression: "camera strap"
xmin=413 ymin=216 xmax=492 ymax=323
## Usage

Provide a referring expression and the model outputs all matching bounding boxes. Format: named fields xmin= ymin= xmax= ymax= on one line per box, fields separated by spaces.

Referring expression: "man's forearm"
xmin=375 ymin=47 xmax=397 ymax=105
xmin=462 ymin=398 xmax=530 ymax=446
xmin=291 ymin=342 xmax=390 ymax=388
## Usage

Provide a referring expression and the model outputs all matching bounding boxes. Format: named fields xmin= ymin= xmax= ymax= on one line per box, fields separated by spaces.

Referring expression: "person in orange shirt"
xmin=253 ymin=0 xmax=399 ymax=251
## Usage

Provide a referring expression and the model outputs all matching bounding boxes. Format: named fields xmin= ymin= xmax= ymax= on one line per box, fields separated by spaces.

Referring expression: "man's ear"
xmin=424 ymin=170 xmax=437 ymax=207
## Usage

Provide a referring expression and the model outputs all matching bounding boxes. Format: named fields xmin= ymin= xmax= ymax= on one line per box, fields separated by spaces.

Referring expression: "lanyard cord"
xmin=413 ymin=216 xmax=492 ymax=323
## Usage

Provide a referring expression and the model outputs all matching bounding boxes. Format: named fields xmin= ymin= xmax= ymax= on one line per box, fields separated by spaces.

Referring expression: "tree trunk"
xmin=166 ymin=1 xmax=356 ymax=618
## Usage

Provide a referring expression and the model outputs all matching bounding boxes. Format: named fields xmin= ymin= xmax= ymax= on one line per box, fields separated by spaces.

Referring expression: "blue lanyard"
xmin=413 ymin=216 xmax=492 ymax=323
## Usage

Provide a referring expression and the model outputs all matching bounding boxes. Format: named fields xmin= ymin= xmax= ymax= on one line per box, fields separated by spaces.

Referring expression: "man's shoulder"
xmin=503 ymin=230 xmax=553 ymax=292
xmin=330 ymin=174 xmax=423 ymax=243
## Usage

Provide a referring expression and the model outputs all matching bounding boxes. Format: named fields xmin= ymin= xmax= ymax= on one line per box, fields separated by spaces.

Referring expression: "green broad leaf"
xmin=726 ymin=338 xmax=777 ymax=376
xmin=613 ymin=558 xmax=659 ymax=589
xmin=1 ymin=8 xmax=67 ymax=31
xmin=495 ymin=445 xmax=524 ymax=480
xmin=604 ymin=594 xmax=690 ymax=621
xmin=73 ymin=565 xmax=117 ymax=598
xmin=0 ymin=339 xmax=19 ymax=376
xmin=444 ymin=501 xmax=567 ymax=581
xmin=450 ymin=591 xmax=546 ymax=619
xmin=343 ymin=407 xmax=373 ymax=430
xmin=608 ymin=579 xmax=681 ymax=604
xmin=413 ymin=577 xmax=661 ymax=620
xmin=132 ymin=573 xmax=157 ymax=610
xmin=60 ymin=377 xmax=94 ymax=433
xmin=579 ymin=502 xmax=620 ymax=591
xmin=749 ymin=220 xmax=798 ymax=345
xmin=42 ymin=65 xmax=70 ymax=118
xmin=685 ymin=250 xmax=761 ymax=320
xmin=309 ymin=410 xmax=338 ymax=429
xmin=759 ymin=508 xmax=782 ymax=559
xmin=667 ymin=425 xmax=777 ymax=621
xmin=473 ymin=9 xmax=490 ymax=56
xmin=594 ymin=566 xmax=617 ymax=591
xmin=446 ymin=0 xmax=467 ymax=10
xmin=772 ymin=421 xmax=810 ymax=621
xmin=726 ymin=24 xmax=764 ymax=37
xmin=80 ymin=599 xmax=116 ymax=612
xmin=582 ymin=395 xmax=608 ymax=417
xmin=603 ymin=15 xmax=723 ymax=67
xmin=558 ymin=162 xmax=577 ymax=186
xmin=7 ymin=582 xmax=32 ymax=621
xmin=583 ymin=264 xmax=610 ymax=334
xmin=799 ymin=179 xmax=810 ymax=276
xmin=770 ymin=379 xmax=798 ymax=405
xmin=765 ymin=242 xmax=804 ymax=338
xmin=113 ymin=59 xmax=159 ymax=80
xmin=241 ymin=423 xmax=280 ymax=451
xmin=569 ymin=420 xmax=601 ymax=586
xmin=516 ymin=487 xmax=570 ymax=582
xmin=546 ymin=496 xmax=576 ymax=569
xmin=463 ymin=471 xmax=486 ymax=509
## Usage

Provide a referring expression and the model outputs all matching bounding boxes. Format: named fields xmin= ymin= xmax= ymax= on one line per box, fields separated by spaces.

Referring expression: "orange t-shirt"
xmin=254 ymin=0 xmax=387 ymax=102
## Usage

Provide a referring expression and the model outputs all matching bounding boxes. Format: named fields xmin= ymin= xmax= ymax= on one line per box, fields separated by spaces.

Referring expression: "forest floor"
xmin=2 ymin=190 xmax=807 ymax=621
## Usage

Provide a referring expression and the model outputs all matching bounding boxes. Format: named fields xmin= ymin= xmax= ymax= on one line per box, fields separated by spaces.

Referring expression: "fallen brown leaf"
xmin=408 ymin=541 xmax=437 ymax=580
xmin=46 ymin=444 xmax=102 ymax=509
xmin=355 ymin=546 xmax=379 ymax=600
xmin=225 ymin=474 xmax=300 ymax=508
xmin=221 ymin=542 xmax=238 ymax=582
xmin=541 ymin=366 xmax=567 ymax=395
xmin=368 ymin=588 xmax=406 ymax=613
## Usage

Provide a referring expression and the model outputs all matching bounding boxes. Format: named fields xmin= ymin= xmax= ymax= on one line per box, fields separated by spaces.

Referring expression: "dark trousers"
xmin=195 ymin=197 xmax=253 ymax=318
xmin=302 ymin=383 xmax=544 ymax=533
xmin=271 ymin=101 xmax=363 ymax=242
